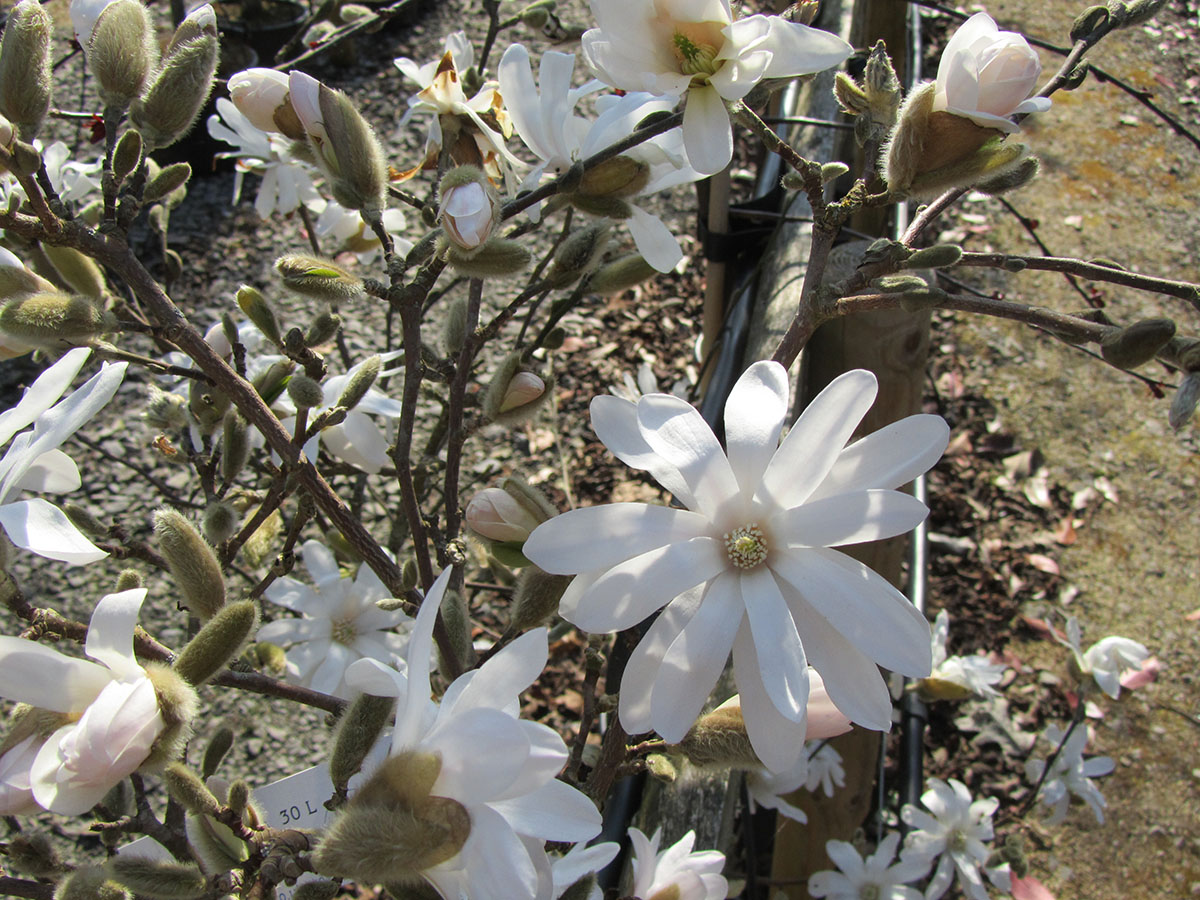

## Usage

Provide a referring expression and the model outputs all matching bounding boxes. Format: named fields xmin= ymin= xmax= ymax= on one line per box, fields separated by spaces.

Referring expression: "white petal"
xmin=452 ymin=628 xmax=547 ymax=713
xmin=489 ymin=778 xmax=602 ymax=842
xmin=0 ymin=498 xmax=107 ymax=565
xmin=0 ymin=347 xmax=90 ymax=448
xmin=751 ymin=17 xmax=853 ymax=79
xmin=564 ymin=536 xmax=724 ymax=633
xmin=463 ymin=804 xmax=540 ymax=900
xmin=590 ymin=395 xmax=695 ymax=507
xmin=394 ymin=568 xmax=452 ymax=751
xmin=490 ymin=721 xmax=568 ymax=801
xmin=0 ymin=635 xmax=110 ymax=711
xmin=524 ymin=504 xmax=709 ymax=575
xmin=261 ymin=579 xmax=325 ymax=616
xmin=740 ymin=567 xmax=807 ymax=719
xmin=681 ymin=84 xmax=732 ymax=176
xmin=618 ymin=586 xmax=704 ymax=734
xmin=808 ymin=414 xmax=949 ymax=501
xmin=257 ymin=617 xmax=332 ymax=646
xmin=771 ymin=489 xmax=929 ymax=547
xmin=430 ymin=707 xmax=531 ymax=801
xmin=723 ymin=361 xmax=789 ymax=503
xmin=84 ymin=588 xmax=147 ymax=679
xmin=344 ymin=657 xmax=406 ymax=697
xmin=308 ymin=643 xmax=356 ymax=696
xmin=17 ymin=450 xmax=81 ymax=493
xmin=627 ymin=205 xmax=684 ymax=273
xmin=499 ymin=43 xmax=555 ymax=162
xmin=730 ymin=620 xmax=806 ymax=772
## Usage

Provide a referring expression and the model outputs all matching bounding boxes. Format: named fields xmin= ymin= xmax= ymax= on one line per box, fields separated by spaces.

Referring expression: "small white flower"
xmin=900 ymin=778 xmax=999 ymax=900
xmin=40 ymin=141 xmax=103 ymax=206
xmin=1024 ymin=723 xmax=1114 ymax=825
xmin=809 ymin=832 xmax=926 ymax=900
xmin=921 ymin=610 xmax=1008 ymax=699
xmin=345 ymin=570 xmax=602 ymax=900
xmin=627 ymin=827 xmax=727 ymax=900
xmin=550 ymin=841 xmax=619 ymax=900
xmin=934 ymin=12 xmax=1051 ymax=133
xmin=0 ymin=348 xmax=126 ymax=565
xmin=1061 ymin=616 xmax=1150 ymax=699
xmin=581 ymin=0 xmax=852 ymax=174
xmin=0 ymin=589 xmax=168 ymax=815
xmin=525 ymin=362 xmax=948 ymax=772
xmin=258 ymin=540 xmax=415 ymax=699
xmin=804 ymin=742 xmax=845 ymax=798
xmin=311 ymin=199 xmax=412 ymax=265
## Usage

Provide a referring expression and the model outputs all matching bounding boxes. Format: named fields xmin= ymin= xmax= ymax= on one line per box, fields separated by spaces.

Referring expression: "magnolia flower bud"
xmin=115 ymin=569 xmax=143 ymax=592
xmin=510 ymin=567 xmax=570 ymax=630
xmin=162 ymin=762 xmax=222 ymax=817
xmin=905 ymin=245 xmax=964 ymax=269
xmin=465 ymin=488 xmax=542 ymax=544
xmin=132 ymin=32 xmax=218 ymax=150
xmin=0 ymin=1 xmax=53 ymax=139
xmin=202 ymin=727 xmax=234 ymax=778
xmin=335 ymin=355 xmax=381 ymax=412
xmin=501 ymin=372 xmax=546 ymax=411
xmin=275 ymin=254 xmax=364 ymax=301
xmin=483 ymin=354 xmax=552 ymax=426
xmin=288 ymin=70 xmax=386 ymax=213
xmin=292 ymin=882 xmax=343 ymax=900
xmin=0 ymin=292 xmax=113 ymax=349
xmin=165 ymin=3 xmax=217 ymax=58
xmin=82 ymin=0 xmax=158 ymax=108
xmin=144 ymin=162 xmax=193 ymax=203
xmin=547 ymin=225 xmax=610 ymax=288
xmin=0 ymin=246 xmax=53 ymax=300
xmin=445 ymin=238 xmax=531 ymax=278
xmin=437 ymin=588 xmax=474 ymax=675
xmin=154 ymin=508 xmax=227 ymax=621
xmin=202 ymin=500 xmax=239 ymax=545
xmin=677 ymin=704 xmax=763 ymax=768
xmin=439 ymin=167 xmax=498 ymax=251
xmin=144 ymin=661 xmax=200 ymax=755
xmin=105 ymin=857 xmax=205 ymax=899
xmin=587 ymin=254 xmax=657 ymax=294
xmin=577 ymin=155 xmax=650 ymax=199
xmin=287 ymin=374 xmax=325 ymax=410
xmin=42 ymin=245 xmax=107 ymax=300
xmin=222 ymin=413 xmax=250 ymax=482
xmin=834 ymin=71 xmax=870 ymax=116
xmin=112 ymin=128 xmax=143 ymax=182
xmin=228 ymin=68 xmax=304 ymax=138
xmin=305 ymin=310 xmax=342 ymax=347
xmin=172 ymin=600 xmax=259 ymax=687
xmin=54 ymin=866 xmax=130 ymax=900
xmin=330 ymin=693 xmax=395 ymax=793
xmin=1100 ymin=317 xmax=1175 ymax=368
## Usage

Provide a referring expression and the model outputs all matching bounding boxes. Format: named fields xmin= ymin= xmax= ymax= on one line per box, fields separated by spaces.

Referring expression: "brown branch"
xmin=0 ymin=877 xmax=54 ymax=900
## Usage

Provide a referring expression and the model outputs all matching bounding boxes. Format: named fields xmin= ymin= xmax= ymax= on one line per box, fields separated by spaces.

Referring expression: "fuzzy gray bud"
xmin=483 ymin=352 xmax=551 ymax=426
xmin=287 ymin=374 xmax=325 ymax=410
xmin=43 ymin=245 xmax=107 ymax=300
xmin=546 ymin=225 xmax=609 ymax=287
xmin=202 ymin=726 xmax=235 ymax=778
xmin=905 ymin=245 xmax=963 ymax=269
xmin=0 ymin=1 xmax=53 ymax=139
xmin=87 ymin=0 xmax=157 ymax=108
xmin=446 ymin=239 xmax=532 ymax=279
xmin=143 ymin=163 xmax=193 ymax=204
xmin=236 ymin=284 xmax=283 ymax=346
xmin=162 ymin=762 xmax=222 ymax=817
xmin=202 ymin=501 xmax=239 ymax=545
xmin=0 ymin=292 xmax=113 ymax=348
xmin=112 ymin=129 xmax=144 ymax=182
xmin=1169 ymin=371 xmax=1200 ymax=431
xmin=1100 ymin=317 xmax=1176 ymax=368
xmin=336 ymin=356 xmax=381 ymax=411
xmin=305 ymin=310 xmax=342 ymax=346
xmin=54 ymin=866 xmax=131 ymax=900
xmin=587 ymin=254 xmax=658 ymax=293
xmin=115 ymin=569 xmax=143 ymax=592
xmin=330 ymin=693 xmax=395 ymax=792
xmin=510 ymin=567 xmax=570 ymax=631
xmin=222 ymin=414 xmax=250 ymax=482
xmin=173 ymin=600 xmax=259 ymax=687
xmin=275 ymin=254 xmax=364 ymax=301
xmin=131 ymin=35 xmax=218 ymax=149
xmin=105 ymin=857 xmax=206 ymax=899
xmin=154 ymin=508 xmax=227 ymax=621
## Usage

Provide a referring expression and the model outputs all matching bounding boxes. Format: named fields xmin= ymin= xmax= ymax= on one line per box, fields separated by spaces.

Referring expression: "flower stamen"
xmin=672 ymin=32 xmax=719 ymax=77
xmin=724 ymin=523 xmax=768 ymax=569
xmin=331 ymin=618 xmax=358 ymax=646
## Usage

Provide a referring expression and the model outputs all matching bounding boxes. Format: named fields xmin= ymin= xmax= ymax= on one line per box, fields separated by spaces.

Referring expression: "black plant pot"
xmin=215 ymin=0 xmax=308 ymax=64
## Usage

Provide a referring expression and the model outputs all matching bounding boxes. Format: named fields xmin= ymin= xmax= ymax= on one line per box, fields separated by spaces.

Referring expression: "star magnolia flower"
xmin=549 ymin=841 xmax=620 ymax=900
xmin=920 ymin=610 xmax=1008 ymax=700
xmin=1061 ymin=616 xmax=1150 ymax=699
xmin=804 ymin=742 xmax=845 ymax=798
xmin=524 ymin=362 xmax=949 ymax=772
xmin=312 ymin=199 xmax=412 ymax=265
xmin=344 ymin=570 xmax=602 ymax=900
xmin=809 ymin=832 xmax=926 ymax=900
xmin=258 ymin=540 xmax=415 ymax=699
xmin=900 ymin=778 xmax=1000 ymax=900
xmin=0 ymin=348 xmax=126 ymax=565
xmin=207 ymin=98 xmax=322 ymax=218
xmin=628 ymin=827 xmax=727 ymax=900
xmin=934 ymin=12 xmax=1051 ymax=133
xmin=1024 ymin=723 xmax=1114 ymax=825
xmin=498 ymin=44 xmax=702 ymax=271
xmin=0 ymin=589 xmax=167 ymax=815
xmin=581 ymin=0 xmax=853 ymax=175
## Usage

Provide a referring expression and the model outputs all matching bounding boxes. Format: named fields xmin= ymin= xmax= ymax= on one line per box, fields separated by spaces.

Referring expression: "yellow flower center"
xmin=673 ymin=32 xmax=719 ymax=77
xmin=724 ymin=523 xmax=768 ymax=569
xmin=331 ymin=617 xmax=358 ymax=646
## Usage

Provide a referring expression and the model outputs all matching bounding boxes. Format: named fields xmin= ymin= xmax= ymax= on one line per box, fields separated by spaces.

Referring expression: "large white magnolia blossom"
xmin=0 ymin=589 xmax=166 ymax=815
xmin=207 ymin=98 xmax=322 ymax=218
xmin=1024 ymin=723 xmax=1114 ymax=825
xmin=344 ymin=570 xmax=602 ymax=900
xmin=627 ymin=827 xmax=727 ymax=900
xmin=580 ymin=0 xmax=853 ymax=174
xmin=258 ymin=540 xmax=415 ymax=699
xmin=498 ymin=44 xmax=702 ymax=272
xmin=1060 ymin=615 xmax=1150 ymax=699
xmin=900 ymin=778 xmax=1004 ymax=900
xmin=0 ymin=348 xmax=126 ymax=565
xmin=525 ymin=362 xmax=949 ymax=772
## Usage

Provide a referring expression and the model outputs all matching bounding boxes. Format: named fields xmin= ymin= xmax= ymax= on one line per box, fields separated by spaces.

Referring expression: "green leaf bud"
xmin=1101 ymin=317 xmax=1176 ymax=368
xmin=0 ymin=1 xmax=53 ymax=140
xmin=0 ymin=292 xmax=113 ymax=348
xmin=112 ymin=129 xmax=144 ymax=183
xmin=144 ymin=162 xmax=193 ymax=204
xmin=833 ymin=71 xmax=870 ymax=116
xmin=236 ymin=284 xmax=283 ymax=346
xmin=482 ymin=352 xmax=552 ymax=426
xmin=105 ymin=857 xmax=206 ymax=900
xmin=287 ymin=373 xmax=325 ymax=410
xmin=1071 ymin=5 xmax=1110 ymax=42
xmin=201 ymin=500 xmax=239 ymax=545
xmin=275 ymin=254 xmax=365 ymax=301
xmin=253 ymin=640 xmax=289 ymax=676
xmin=9 ymin=139 xmax=40 ymax=177
xmin=873 ymin=274 xmax=929 ymax=293
xmin=446 ymin=238 xmax=532 ymax=279
xmin=115 ymin=569 xmax=143 ymax=592
xmin=154 ymin=507 xmax=227 ymax=621
xmin=820 ymin=162 xmax=849 ymax=183
xmin=974 ymin=155 xmax=1040 ymax=196
xmin=162 ymin=762 xmax=222 ymax=817
xmin=131 ymin=35 xmax=218 ymax=150
xmin=577 ymin=155 xmax=650 ymax=199
xmin=330 ymin=692 xmax=395 ymax=792
xmin=547 ymin=224 xmax=610 ymax=288
xmin=1169 ymin=372 xmax=1200 ymax=431
xmin=1062 ymin=60 xmax=1091 ymax=91
xmin=1108 ymin=0 xmax=1167 ymax=28
xmin=6 ymin=833 xmax=64 ymax=878
xmin=304 ymin=20 xmax=338 ymax=46
xmin=336 ymin=355 xmax=381 ymax=412
xmin=402 ymin=558 xmax=419 ymax=592
xmin=253 ymin=358 xmax=296 ymax=405
xmin=521 ymin=6 xmax=550 ymax=29
xmin=42 ymin=244 xmax=107 ymax=300
xmin=567 ymin=193 xmax=634 ymax=220
xmin=677 ymin=703 xmax=761 ymax=769
xmin=87 ymin=0 xmax=158 ymax=109
xmin=510 ymin=567 xmax=570 ymax=631
xmin=173 ymin=600 xmax=259 ymax=686
xmin=1002 ymin=257 xmax=1028 ymax=272
xmin=202 ymin=726 xmax=235 ymax=778
xmin=645 ymin=752 xmax=678 ymax=782
xmin=899 ymin=286 xmax=949 ymax=312
xmin=62 ymin=503 xmax=108 ymax=538
xmin=221 ymin=413 xmax=250 ymax=483
xmin=54 ymin=866 xmax=131 ymax=900
xmin=305 ymin=310 xmax=342 ymax=347
xmin=587 ymin=253 xmax=658 ymax=294
xmin=904 ymin=245 xmax=963 ymax=269
xmin=163 ymin=249 xmax=183 ymax=286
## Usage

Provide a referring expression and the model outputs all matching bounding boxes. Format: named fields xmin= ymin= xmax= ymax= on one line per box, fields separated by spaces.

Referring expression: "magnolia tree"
xmin=0 ymin=0 xmax=1181 ymax=898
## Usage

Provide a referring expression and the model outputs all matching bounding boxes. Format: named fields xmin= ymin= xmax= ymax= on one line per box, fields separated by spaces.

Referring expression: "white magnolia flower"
xmin=440 ymin=179 xmax=498 ymax=250
xmin=1061 ymin=616 xmax=1150 ymax=699
xmin=0 ymin=348 xmax=126 ymax=565
xmin=344 ymin=570 xmax=602 ymax=900
xmin=311 ymin=199 xmax=412 ymax=265
xmin=274 ymin=354 xmax=404 ymax=474
xmin=227 ymin=67 xmax=293 ymax=135
xmin=581 ymin=0 xmax=852 ymax=174
xmin=809 ymin=832 xmax=926 ymax=900
xmin=921 ymin=610 xmax=1007 ymax=699
xmin=1024 ymin=723 xmax=1114 ymax=825
xmin=610 ymin=360 xmax=696 ymax=404
xmin=627 ymin=827 xmax=727 ymax=900
xmin=900 ymin=778 xmax=1000 ymax=900
xmin=550 ymin=841 xmax=620 ymax=900
xmin=394 ymin=31 xmax=522 ymax=181
xmin=207 ymin=98 xmax=323 ymax=218
xmin=934 ymin=12 xmax=1051 ymax=133
xmin=498 ymin=44 xmax=702 ymax=271
xmin=805 ymin=742 xmax=845 ymax=798
xmin=258 ymin=540 xmax=415 ymax=699
xmin=525 ymin=362 xmax=948 ymax=772
xmin=0 ymin=589 xmax=167 ymax=815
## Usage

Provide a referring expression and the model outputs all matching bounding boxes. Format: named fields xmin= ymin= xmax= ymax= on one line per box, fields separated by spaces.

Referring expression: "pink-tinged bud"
xmin=465 ymin=488 xmax=542 ymax=543
xmin=499 ymin=371 xmax=544 ymax=413
xmin=229 ymin=68 xmax=293 ymax=134
xmin=439 ymin=167 xmax=497 ymax=251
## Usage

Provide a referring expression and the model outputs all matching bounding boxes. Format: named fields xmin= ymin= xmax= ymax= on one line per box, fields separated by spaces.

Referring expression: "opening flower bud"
xmin=83 ymin=0 xmax=158 ymax=108
xmin=275 ymin=255 xmax=364 ymax=301
xmin=228 ymin=67 xmax=305 ymax=139
xmin=439 ymin=167 xmax=498 ymax=251
xmin=465 ymin=487 xmax=543 ymax=543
